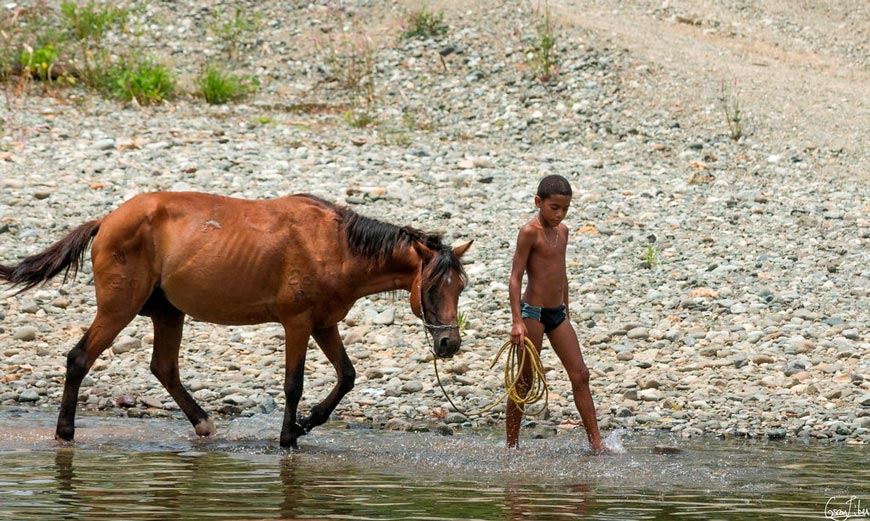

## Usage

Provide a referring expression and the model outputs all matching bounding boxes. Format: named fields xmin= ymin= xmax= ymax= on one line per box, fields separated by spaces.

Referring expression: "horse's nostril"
xmin=438 ymin=336 xmax=460 ymax=357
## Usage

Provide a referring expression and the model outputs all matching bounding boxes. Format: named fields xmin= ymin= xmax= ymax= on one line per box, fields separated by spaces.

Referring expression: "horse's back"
xmin=91 ymin=192 xmax=343 ymax=324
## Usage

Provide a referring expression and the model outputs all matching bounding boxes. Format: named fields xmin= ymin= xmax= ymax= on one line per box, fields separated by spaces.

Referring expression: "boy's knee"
xmin=569 ymin=365 xmax=590 ymax=386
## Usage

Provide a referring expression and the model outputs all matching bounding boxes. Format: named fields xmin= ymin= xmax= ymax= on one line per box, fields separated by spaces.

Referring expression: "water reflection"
xmin=0 ymin=409 xmax=867 ymax=520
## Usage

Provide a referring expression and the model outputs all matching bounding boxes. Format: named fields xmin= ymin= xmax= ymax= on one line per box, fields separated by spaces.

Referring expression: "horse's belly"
xmin=159 ymin=272 xmax=282 ymax=325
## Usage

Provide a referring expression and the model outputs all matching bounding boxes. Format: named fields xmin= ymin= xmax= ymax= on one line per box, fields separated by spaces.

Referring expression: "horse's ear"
xmin=412 ymin=241 xmax=435 ymax=261
xmin=452 ymin=240 xmax=473 ymax=258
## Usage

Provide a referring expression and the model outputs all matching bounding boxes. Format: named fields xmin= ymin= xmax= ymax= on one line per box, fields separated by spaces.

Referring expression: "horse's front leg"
xmin=298 ymin=325 xmax=356 ymax=433
xmin=280 ymin=322 xmax=312 ymax=449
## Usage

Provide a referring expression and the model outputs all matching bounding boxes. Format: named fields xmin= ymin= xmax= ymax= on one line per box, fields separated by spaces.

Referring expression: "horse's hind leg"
xmin=146 ymin=291 xmax=214 ymax=437
xmin=57 ymin=241 xmax=155 ymax=442
xmin=298 ymin=325 xmax=356 ymax=433
xmin=56 ymin=307 xmax=139 ymax=442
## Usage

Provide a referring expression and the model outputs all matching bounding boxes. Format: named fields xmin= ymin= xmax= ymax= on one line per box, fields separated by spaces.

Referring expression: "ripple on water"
xmin=0 ymin=409 xmax=867 ymax=520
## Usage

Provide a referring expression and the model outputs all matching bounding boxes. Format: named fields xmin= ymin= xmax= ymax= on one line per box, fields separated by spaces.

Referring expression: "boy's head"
xmin=536 ymin=174 xmax=572 ymax=200
xmin=534 ymin=175 xmax=572 ymax=226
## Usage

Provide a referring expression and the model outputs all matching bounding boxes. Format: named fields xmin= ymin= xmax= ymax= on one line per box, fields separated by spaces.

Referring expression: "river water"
xmin=0 ymin=408 xmax=866 ymax=520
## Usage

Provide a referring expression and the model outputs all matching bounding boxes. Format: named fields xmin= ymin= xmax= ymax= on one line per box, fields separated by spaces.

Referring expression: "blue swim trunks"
xmin=521 ymin=301 xmax=567 ymax=333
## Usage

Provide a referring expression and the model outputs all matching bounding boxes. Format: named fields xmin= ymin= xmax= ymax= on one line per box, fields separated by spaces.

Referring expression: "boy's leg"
xmin=546 ymin=320 xmax=606 ymax=452
xmin=506 ymin=317 xmax=544 ymax=448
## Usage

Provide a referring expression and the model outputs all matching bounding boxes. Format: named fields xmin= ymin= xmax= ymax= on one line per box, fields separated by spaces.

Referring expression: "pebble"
xmin=111 ymin=336 xmax=141 ymax=355
xmin=12 ymin=326 xmax=38 ymax=341
xmin=17 ymin=389 xmax=40 ymax=403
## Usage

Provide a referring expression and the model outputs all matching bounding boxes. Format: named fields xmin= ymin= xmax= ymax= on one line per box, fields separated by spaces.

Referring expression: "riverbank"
xmin=1 ymin=0 xmax=868 ymax=445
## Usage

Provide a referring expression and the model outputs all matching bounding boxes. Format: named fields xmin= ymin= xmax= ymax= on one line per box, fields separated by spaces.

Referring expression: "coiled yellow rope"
xmin=433 ymin=337 xmax=549 ymax=418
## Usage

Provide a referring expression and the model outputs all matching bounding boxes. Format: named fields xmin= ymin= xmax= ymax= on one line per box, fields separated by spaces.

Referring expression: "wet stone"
xmin=17 ymin=389 xmax=40 ymax=403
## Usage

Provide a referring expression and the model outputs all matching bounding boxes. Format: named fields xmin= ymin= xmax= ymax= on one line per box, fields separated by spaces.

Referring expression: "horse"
xmin=0 ymin=192 xmax=472 ymax=449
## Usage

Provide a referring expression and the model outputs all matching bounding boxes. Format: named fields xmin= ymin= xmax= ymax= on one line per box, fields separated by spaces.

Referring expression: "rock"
xmin=766 ymin=428 xmax=787 ymax=440
xmin=139 ymin=396 xmax=164 ymax=409
xmin=638 ymin=389 xmax=662 ymax=401
xmin=112 ymin=335 xmax=141 ymax=355
xmin=443 ymin=413 xmax=466 ymax=424
xmin=17 ymin=389 xmax=40 ymax=403
xmin=753 ymin=354 xmax=775 ymax=365
xmin=115 ymin=395 xmax=137 ymax=408
xmin=626 ymin=327 xmax=649 ymax=339
xmin=12 ymin=326 xmax=38 ymax=341
xmin=401 ymin=381 xmax=423 ymax=393
xmin=783 ymin=359 xmax=810 ymax=376
xmin=373 ymin=308 xmax=395 ymax=325
xmin=364 ymin=368 xmax=384 ymax=379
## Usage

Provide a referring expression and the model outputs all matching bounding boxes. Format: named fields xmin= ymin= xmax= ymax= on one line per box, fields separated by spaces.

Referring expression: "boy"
xmin=507 ymin=174 xmax=607 ymax=452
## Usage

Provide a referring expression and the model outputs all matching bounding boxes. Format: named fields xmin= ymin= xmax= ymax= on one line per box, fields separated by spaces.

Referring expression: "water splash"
xmin=603 ymin=429 xmax=626 ymax=454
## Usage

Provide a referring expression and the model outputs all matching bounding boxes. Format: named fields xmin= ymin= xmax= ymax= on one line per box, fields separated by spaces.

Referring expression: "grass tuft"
xmin=401 ymin=7 xmax=448 ymax=39
xmin=197 ymin=64 xmax=258 ymax=105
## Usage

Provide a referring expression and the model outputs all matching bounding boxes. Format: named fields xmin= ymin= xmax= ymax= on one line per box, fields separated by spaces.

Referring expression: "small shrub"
xmin=344 ymin=104 xmax=377 ymax=128
xmin=719 ymin=79 xmax=743 ymax=141
xmin=61 ymin=0 xmax=129 ymax=42
xmin=101 ymin=56 xmax=174 ymax=105
xmin=328 ymin=32 xmax=377 ymax=99
xmin=197 ymin=64 xmax=258 ymax=104
xmin=642 ymin=244 xmax=661 ymax=269
xmin=209 ymin=7 xmax=262 ymax=61
xmin=401 ymin=7 xmax=448 ymax=39
xmin=60 ymin=0 xmax=130 ymax=86
xmin=530 ymin=2 xmax=558 ymax=81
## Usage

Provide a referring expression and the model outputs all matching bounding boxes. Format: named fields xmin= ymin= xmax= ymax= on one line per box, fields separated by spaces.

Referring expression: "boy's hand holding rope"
xmin=433 ymin=337 xmax=549 ymax=418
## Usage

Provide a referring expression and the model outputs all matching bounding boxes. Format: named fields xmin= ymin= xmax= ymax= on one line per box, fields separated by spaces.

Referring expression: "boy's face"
xmin=535 ymin=193 xmax=572 ymax=227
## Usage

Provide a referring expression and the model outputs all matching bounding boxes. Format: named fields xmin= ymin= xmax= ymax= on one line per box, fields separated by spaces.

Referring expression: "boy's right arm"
xmin=509 ymin=226 xmax=533 ymax=346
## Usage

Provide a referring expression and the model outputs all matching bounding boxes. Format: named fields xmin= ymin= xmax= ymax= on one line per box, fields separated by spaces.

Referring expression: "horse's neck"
xmin=347 ymin=249 xmax=420 ymax=298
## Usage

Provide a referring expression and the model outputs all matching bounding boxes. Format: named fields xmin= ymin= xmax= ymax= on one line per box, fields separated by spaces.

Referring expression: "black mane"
xmin=340 ymin=208 xmax=433 ymax=263
xmin=296 ymin=194 xmax=465 ymax=285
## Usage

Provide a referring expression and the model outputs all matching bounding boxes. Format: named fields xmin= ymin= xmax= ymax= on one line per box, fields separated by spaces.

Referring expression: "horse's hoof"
xmin=279 ymin=436 xmax=299 ymax=450
xmin=54 ymin=433 xmax=74 ymax=445
xmin=296 ymin=417 xmax=312 ymax=435
xmin=55 ymin=426 xmax=75 ymax=443
xmin=194 ymin=417 xmax=216 ymax=437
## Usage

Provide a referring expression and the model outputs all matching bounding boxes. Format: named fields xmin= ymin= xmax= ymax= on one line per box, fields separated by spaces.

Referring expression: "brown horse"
xmin=0 ymin=192 xmax=472 ymax=449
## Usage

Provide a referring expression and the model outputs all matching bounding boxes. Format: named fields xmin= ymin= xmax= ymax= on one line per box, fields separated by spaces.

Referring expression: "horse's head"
xmin=410 ymin=240 xmax=472 ymax=358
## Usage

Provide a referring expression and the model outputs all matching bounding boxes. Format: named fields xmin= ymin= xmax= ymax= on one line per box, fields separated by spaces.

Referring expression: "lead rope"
xmin=430 ymin=334 xmax=549 ymax=419
xmin=417 ymin=285 xmax=548 ymax=418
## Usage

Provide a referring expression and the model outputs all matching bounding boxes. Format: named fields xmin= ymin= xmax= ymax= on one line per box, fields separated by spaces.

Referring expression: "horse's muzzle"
xmin=434 ymin=335 xmax=461 ymax=358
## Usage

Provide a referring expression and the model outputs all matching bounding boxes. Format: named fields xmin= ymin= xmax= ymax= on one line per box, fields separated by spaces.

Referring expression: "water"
xmin=0 ymin=408 xmax=867 ymax=520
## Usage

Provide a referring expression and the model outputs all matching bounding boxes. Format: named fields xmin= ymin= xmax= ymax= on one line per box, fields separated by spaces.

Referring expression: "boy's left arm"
xmin=563 ymin=271 xmax=570 ymax=318
xmin=563 ymin=227 xmax=570 ymax=317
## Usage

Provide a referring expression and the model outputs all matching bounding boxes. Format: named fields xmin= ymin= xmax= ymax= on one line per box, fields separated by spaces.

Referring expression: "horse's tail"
xmin=0 ymin=219 xmax=102 ymax=294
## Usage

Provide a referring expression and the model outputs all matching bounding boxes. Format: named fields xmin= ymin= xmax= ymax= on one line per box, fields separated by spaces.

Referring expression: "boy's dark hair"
xmin=537 ymin=174 xmax=573 ymax=199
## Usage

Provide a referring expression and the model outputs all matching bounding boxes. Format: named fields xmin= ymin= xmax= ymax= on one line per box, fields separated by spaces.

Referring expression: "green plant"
xmin=344 ymin=104 xmax=377 ymax=128
xmin=331 ymin=33 xmax=377 ymax=100
xmin=61 ymin=0 xmax=128 ymax=42
xmin=642 ymin=244 xmax=661 ymax=269
xmin=527 ymin=1 xmax=558 ymax=81
xmin=60 ymin=0 xmax=128 ymax=81
xmin=401 ymin=7 xmax=448 ymax=39
xmin=197 ymin=64 xmax=258 ymax=104
xmin=719 ymin=79 xmax=743 ymax=141
xmin=457 ymin=310 xmax=469 ymax=336
xmin=19 ymin=44 xmax=58 ymax=81
xmin=209 ymin=7 xmax=262 ymax=61
xmin=101 ymin=55 xmax=174 ymax=105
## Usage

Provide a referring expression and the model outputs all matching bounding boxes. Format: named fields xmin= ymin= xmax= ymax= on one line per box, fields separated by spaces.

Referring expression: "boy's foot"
xmin=590 ymin=441 xmax=624 ymax=454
